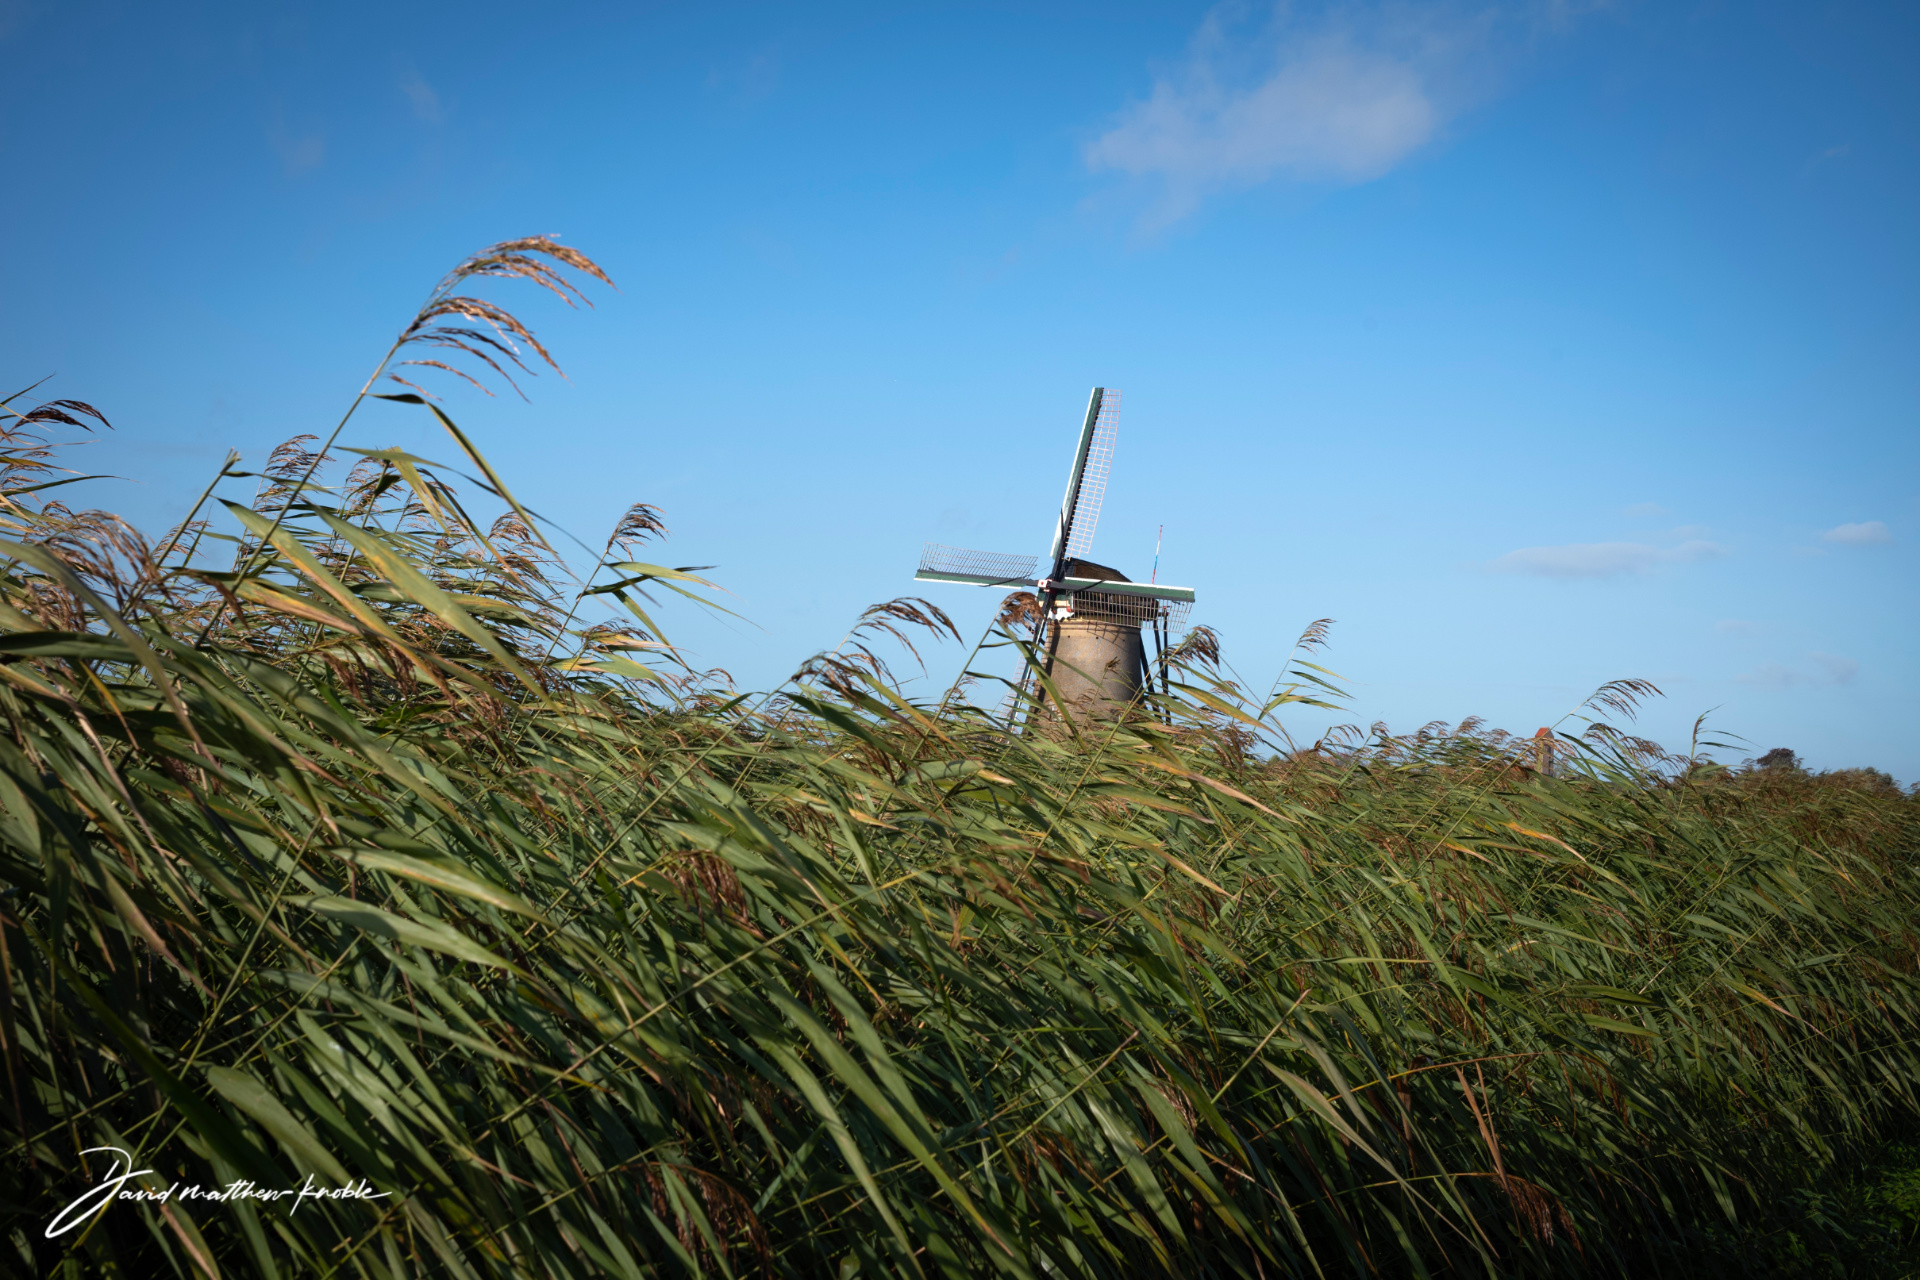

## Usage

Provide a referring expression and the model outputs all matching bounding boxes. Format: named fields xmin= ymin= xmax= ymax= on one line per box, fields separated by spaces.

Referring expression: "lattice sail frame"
xmin=917 ymin=544 xmax=1038 ymax=585
xmin=1062 ymin=389 xmax=1118 ymax=563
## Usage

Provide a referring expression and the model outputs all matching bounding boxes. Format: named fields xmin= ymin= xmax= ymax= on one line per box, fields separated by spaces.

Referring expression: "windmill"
xmin=912 ymin=388 xmax=1195 ymax=720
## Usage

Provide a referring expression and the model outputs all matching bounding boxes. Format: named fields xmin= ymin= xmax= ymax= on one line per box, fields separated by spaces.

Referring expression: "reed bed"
xmin=1 ymin=241 xmax=1916 ymax=1278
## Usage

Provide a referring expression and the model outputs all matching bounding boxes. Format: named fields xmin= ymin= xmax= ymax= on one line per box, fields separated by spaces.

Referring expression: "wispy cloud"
xmin=1716 ymin=619 xmax=1760 ymax=636
xmin=1803 ymin=142 xmax=1851 ymax=175
xmin=1087 ymin=3 xmax=1569 ymax=225
xmin=266 ymin=106 xmax=325 ymax=176
xmin=1623 ymin=502 xmax=1669 ymax=518
xmin=1812 ymin=652 xmax=1860 ymax=683
xmin=399 ymin=70 xmax=443 ymax=123
xmin=1821 ymin=520 xmax=1891 ymax=546
xmin=705 ymin=51 xmax=781 ymax=108
xmin=1489 ymin=539 xmax=1726 ymax=580
xmin=1736 ymin=652 xmax=1858 ymax=690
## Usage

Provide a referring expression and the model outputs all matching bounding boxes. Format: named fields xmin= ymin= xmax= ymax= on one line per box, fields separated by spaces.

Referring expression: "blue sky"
xmin=4 ymin=1 xmax=1915 ymax=777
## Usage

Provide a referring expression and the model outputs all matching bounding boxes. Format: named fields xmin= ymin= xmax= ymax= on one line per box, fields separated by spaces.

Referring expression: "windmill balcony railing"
xmin=1059 ymin=590 xmax=1192 ymax=631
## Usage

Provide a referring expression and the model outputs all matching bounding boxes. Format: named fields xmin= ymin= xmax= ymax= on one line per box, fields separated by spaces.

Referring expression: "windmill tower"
xmin=912 ymin=388 xmax=1194 ymax=722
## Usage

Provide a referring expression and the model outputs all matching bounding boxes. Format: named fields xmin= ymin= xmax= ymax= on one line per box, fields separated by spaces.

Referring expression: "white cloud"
xmin=1090 ymin=40 xmax=1432 ymax=192
xmin=1623 ymin=502 xmax=1669 ymax=518
xmin=1736 ymin=652 xmax=1858 ymax=690
xmin=1821 ymin=520 xmax=1891 ymax=546
xmin=1489 ymin=539 xmax=1726 ymax=580
xmin=1716 ymin=619 xmax=1760 ymax=636
xmin=1087 ymin=5 xmax=1510 ymax=224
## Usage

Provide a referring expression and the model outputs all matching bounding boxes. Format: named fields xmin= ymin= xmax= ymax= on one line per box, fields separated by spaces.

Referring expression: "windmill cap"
xmin=1063 ymin=558 xmax=1130 ymax=583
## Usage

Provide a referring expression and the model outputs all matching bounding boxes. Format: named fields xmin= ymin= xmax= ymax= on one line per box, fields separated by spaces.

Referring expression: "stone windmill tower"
xmin=912 ymin=388 xmax=1194 ymax=721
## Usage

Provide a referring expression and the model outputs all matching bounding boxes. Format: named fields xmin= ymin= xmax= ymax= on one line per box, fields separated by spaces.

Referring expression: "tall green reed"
xmin=0 ymin=243 xmax=1916 ymax=1279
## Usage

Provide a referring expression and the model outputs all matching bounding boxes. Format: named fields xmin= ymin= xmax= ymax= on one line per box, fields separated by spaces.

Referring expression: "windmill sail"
xmin=1064 ymin=390 xmax=1118 ymax=564
xmin=910 ymin=387 xmax=1191 ymax=626
xmin=916 ymin=540 xmax=1192 ymax=603
xmin=916 ymin=544 xmax=1038 ymax=588
xmin=908 ymin=386 xmax=1195 ymax=721
xmin=1043 ymin=388 xmax=1119 ymax=580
